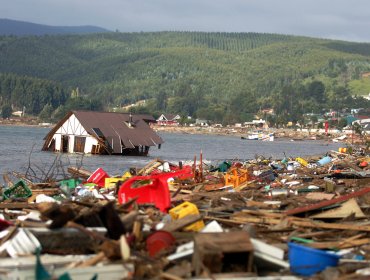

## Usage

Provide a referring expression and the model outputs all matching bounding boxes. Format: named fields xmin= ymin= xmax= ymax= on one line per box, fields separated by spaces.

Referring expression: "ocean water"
xmin=0 ymin=125 xmax=341 ymax=183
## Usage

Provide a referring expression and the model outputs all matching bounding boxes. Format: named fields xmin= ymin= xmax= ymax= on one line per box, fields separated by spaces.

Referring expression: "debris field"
xmin=0 ymin=146 xmax=369 ymax=280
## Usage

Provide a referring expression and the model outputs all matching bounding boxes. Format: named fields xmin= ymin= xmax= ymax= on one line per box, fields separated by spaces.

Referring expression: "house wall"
xmin=52 ymin=114 xmax=98 ymax=153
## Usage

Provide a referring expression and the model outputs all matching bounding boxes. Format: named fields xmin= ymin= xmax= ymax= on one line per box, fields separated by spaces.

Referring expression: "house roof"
xmin=158 ymin=114 xmax=180 ymax=121
xmin=44 ymin=111 xmax=163 ymax=153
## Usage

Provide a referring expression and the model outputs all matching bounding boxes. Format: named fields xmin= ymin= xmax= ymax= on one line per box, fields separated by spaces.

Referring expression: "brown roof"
xmin=44 ymin=111 xmax=163 ymax=153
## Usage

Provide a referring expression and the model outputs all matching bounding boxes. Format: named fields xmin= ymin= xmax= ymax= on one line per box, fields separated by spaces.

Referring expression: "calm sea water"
xmin=0 ymin=126 xmax=341 ymax=183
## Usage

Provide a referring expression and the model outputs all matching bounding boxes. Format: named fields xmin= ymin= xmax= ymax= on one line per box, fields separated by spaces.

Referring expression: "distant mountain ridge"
xmin=0 ymin=18 xmax=110 ymax=36
xmin=0 ymin=28 xmax=370 ymax=124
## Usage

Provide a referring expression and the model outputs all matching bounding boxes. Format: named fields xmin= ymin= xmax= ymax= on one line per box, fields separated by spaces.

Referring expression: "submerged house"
xmin=42 ymin=111 xmax=164 ymax=156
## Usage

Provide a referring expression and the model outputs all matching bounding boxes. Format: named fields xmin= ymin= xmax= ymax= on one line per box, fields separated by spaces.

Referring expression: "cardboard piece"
xmin=310 ymin=198 xmax=365 ymax=219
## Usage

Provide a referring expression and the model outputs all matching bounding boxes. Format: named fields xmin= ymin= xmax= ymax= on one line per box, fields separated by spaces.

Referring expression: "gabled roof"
xmin=157 ymin=114 xmax=180 ymax=121
xmin=44 ymin=111 xmax=163 ymax=153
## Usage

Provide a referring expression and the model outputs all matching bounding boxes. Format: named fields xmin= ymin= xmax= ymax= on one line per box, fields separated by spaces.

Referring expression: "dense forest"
xmin=0 ymin=31 xmax=370 ymax=125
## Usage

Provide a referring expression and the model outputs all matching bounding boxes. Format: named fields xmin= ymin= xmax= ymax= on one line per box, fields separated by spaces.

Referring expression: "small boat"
xmin=241 ymin=131 xmax=274 ymax=141
xmin=332 ymin=135 xmax=347 ymax=142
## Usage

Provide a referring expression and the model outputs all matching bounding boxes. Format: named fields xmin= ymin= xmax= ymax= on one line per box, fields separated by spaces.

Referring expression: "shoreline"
xmin=0 ymin=120 xmax=363 ymax=145
xmin=153 ymin=125 xmax=357 ymax=143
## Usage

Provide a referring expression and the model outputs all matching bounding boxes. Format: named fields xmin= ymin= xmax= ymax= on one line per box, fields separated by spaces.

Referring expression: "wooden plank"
xmin=221 ymin=214 xmax=370 ymax=232
xmin=239 ymin=209 xmax=285 ymax=218
xmin=67 ymin=166 xmax=92 ymax=179
xmin=245 ymin=200 xmax=280 ymax=209
xmin=2 ymin=173 xmax=14 ymax=187
xmin=310 ymin=198 xmax=365 ymax=219
xmin=11 ymin=171 xmax=34 ymax=186
xmin=0 ymin=202 xmax=39 ymax=209
xmin=308 ymin=238 xmax=370 ymax=249
xmin=204 ymin=216 xmax=249 ymax=224
xmin=341 ymin=160 xmax=364 ymax=172
xmin=137 ymin=158 xmax=164 ymax=175
xmin=162 ymin=214 xmax=203 ymax=232
xmin=285 ymin=186 xmax=370 ymax=215
xmin=292 ymin=219 xmax=370 ymax=232
xmin=305 ymin=192 xmax=335 ymax=201
xmin=234 ymin=180 xmax=257 ymax=191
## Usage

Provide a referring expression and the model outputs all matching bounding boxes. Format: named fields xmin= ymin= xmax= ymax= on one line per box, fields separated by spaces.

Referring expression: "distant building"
xmin=244 ymin=119 xmax=268 ymax=129
xmin=156 ymin=114 xmax=181 ymax=126
xmin=42 ymin=111 xmax=163 ymax=156
xmin=212 ymin=123 xmax=223 ymax=128
xmin=195 ymin=119 xmax=209 ymax=126
xmin=260 ymin=108 xmax=274 ymax=115
xmin=353 ymin=118 xmax=370 ymax=135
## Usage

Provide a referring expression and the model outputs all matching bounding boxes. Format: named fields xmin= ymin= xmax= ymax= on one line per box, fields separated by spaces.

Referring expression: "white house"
xmin=42 ymin=111 xmax=163 ymax=156
xmin=156 ymin=114 xmax=181 ymax=126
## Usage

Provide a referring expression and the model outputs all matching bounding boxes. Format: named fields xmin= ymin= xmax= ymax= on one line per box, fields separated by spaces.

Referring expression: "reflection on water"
xmin=0 ymin=126 xmax=341 ymax=183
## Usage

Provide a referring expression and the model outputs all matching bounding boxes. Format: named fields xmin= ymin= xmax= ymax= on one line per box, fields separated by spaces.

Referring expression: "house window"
xmin=74 ymin=136 xmax=86 ymax=153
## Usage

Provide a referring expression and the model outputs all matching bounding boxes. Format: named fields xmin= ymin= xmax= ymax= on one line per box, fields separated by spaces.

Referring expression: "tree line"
xmin=0 ymin=32 xmax=370 ymax=124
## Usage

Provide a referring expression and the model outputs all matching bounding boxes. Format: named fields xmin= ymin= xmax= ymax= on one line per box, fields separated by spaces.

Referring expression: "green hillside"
xmin=0 ymin=31 xmax=369 ymax=124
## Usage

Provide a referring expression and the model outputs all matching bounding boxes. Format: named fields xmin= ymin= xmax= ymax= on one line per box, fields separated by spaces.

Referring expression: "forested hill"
xmin=0 ymin=31 xmax=370 ymax=125
xmin=0 ymin=19 xmax=110 ymax=36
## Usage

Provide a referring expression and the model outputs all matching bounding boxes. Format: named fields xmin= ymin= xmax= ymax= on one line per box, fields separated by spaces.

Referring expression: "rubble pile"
xmin=0 ymin=147 xmax=369 ymax=279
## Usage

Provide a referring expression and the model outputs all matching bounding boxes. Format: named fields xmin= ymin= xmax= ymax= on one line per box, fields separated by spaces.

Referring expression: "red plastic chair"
xmin=118 ymin=168 xmax=193 ymax=212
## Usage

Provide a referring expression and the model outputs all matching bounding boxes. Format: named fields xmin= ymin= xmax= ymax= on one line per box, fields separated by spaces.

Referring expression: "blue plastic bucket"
xmin=288 ymin=242 xmax=340 ymax=276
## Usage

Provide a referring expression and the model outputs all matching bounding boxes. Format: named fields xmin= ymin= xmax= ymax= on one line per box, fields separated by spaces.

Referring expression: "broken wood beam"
xmin=11 ymin=171 xmax=34 ymax=186
xmin=231 ymin=215 xmax=370 ymax=232
xmin=2 ymin=173 xmax=14 ymax=187
xmin=67 ymin=167 xmax=92 ymax=179
xmin=308 ymin=238 xmax=370 ymax=250
xmin=30 ymin=227 xmax=106 ymax=255
xmin=0 ymin=202 xmax=39 ymax=209
xmin=285 ymin=186 xmax=370 ymax=215
xmin=162 ymin=214 xmax=203 ymax=232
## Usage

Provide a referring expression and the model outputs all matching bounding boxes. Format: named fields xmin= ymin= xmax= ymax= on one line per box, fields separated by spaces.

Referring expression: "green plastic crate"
xmin=3 ymin=180 xmax=32 ymax=199
xmin=59 ymin=178 xmax=82 ymax=189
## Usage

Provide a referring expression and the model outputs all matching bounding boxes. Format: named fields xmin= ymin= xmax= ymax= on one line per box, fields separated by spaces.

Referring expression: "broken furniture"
xmin=192 ymin=231 xmax=254 ymax=276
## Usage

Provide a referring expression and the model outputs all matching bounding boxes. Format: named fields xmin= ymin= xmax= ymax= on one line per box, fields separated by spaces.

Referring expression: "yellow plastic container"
xmin=296 ymin=157 xmax=308 ymax=167
xmin=122 ymin=171 xmax=132 ymax=179
xmin=104 ymin=177 xmax=125 ymax=188
xmin=169 ymin=201 xmax=205 ymax=232
xmin=104 ymin=172 xmax=132 ymax=188
xmin=338 ymin=147 xmax=347 ymax=153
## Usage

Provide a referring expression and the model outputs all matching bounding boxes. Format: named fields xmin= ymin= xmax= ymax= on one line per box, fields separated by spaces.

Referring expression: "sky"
xmin=1 ymin=0 xmax=370 ymax=42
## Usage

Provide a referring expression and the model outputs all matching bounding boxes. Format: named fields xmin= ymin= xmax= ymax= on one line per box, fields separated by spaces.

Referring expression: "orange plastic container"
xmin=224 ymin=167 xmax=249 ymax=188
xmin=169 ymin=201 xmax=204 ymax=231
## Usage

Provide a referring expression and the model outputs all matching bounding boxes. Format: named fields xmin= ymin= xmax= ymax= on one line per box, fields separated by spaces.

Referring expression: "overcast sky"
xmin=1 ymin=0 xmax=370 ymax=42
